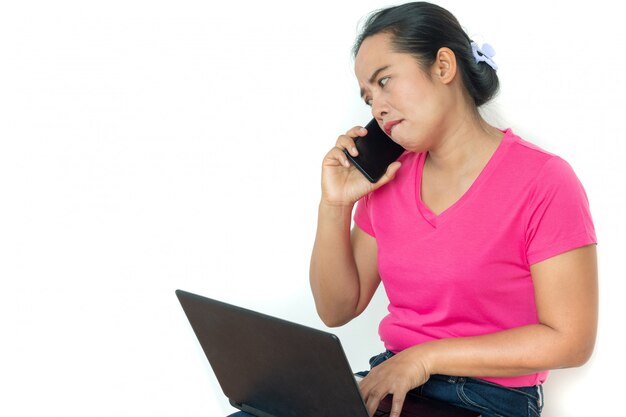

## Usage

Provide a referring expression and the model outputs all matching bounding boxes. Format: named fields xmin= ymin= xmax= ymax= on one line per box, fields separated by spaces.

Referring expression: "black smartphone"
xmin=343 ymin=118 xmax=405 ymax=183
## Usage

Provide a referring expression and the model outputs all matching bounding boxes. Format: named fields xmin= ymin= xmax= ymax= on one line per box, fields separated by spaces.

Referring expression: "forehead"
xmin=354 ymin=33 xmax=396 ymax=81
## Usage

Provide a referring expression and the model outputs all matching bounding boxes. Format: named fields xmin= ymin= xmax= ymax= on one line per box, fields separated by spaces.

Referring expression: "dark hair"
xmin=353 ymin=2 xmax=499 ymax=107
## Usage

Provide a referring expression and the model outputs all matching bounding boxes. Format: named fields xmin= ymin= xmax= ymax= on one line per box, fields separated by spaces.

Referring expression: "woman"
xmin=229 ymin=2 xmax=597 ymax=417
xmin=308 ymin=2 xmax=597 ymax=417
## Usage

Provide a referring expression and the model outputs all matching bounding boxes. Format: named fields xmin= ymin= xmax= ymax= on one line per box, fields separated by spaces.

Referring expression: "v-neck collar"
xmin=414 ymin=128 xmax=514 ymax=228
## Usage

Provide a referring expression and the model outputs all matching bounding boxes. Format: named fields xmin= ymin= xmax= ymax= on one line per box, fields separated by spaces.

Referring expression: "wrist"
xmin=319 ymin=198 xmax=355 ymax=211
xmin=317 ymin=200 xmax=354 ymax=229
xmin=408 ymin=341 xmax=438 ymax=377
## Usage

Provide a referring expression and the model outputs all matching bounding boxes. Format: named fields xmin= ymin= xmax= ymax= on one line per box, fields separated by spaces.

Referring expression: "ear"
xmin=433 ymin=47 xmax=457 ymax=85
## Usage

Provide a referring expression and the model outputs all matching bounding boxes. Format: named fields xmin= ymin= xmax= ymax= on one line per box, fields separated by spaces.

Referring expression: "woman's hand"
xmin=359 ymin=347 xmax=432 ymax=417
xmin=321 ymin=126 xmax=402 ymax=207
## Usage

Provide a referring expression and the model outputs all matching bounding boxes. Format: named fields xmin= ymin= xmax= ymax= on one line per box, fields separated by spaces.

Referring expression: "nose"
xmin=370 ymin=96 xmax=388 ymax=121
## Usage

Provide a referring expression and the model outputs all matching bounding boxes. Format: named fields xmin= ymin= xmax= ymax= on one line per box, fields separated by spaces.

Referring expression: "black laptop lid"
xmin=176 ymin=290 xmax=370 ymax=417
xmin=176 ymin=290 xmax=480 ymax=417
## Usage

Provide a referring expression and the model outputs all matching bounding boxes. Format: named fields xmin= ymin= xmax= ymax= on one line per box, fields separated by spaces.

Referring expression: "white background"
xmin=1 ymin=1 xmax=624 ymax=416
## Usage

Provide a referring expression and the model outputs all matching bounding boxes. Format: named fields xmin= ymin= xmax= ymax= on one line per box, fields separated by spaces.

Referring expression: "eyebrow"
xmin=359 ymin=65 xmax=391 ymax=99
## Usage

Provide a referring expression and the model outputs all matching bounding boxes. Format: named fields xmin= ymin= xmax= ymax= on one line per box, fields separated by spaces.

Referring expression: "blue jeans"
xmin=227 ymin=350 xmax=544 ymax=417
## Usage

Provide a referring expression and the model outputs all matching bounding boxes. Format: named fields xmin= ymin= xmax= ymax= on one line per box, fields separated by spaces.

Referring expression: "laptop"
xmin=176 ymin=289 xmax=479 ymax=417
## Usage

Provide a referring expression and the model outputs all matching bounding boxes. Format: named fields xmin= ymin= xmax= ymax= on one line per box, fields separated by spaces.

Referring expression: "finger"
xmin=389 ymin=392 xmax=407 ymax=417
xmin=336 ymin=126 xmax=367 ymax=156
xmin=323 ymin=146 xmax=353 ymax=169
xmin=345 ymin=125 xmax=368 ymax=138
xmin=365 ymin=389 xmax=384 ymax=417
xmin=358 ymin=378 xmax=374 ymax=415
xmin=357 ymin=375 xmax=371 ymax=400
xmin=335 ymin=135 xmax=359 ymax=157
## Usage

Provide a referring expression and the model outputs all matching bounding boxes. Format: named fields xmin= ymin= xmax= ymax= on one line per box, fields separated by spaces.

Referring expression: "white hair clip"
xmin=471 ymin=41 xmax=498 ymax=71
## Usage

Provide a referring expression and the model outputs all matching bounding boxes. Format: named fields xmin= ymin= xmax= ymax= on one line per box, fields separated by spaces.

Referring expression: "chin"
xmin=393 ymin=137 xmax=421 ymax=153
xmin=396 ymin=130 xmax=433 ymax=153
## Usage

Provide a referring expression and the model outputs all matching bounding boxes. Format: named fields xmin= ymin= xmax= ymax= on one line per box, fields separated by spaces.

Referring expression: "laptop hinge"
xmin=230 ymin=400 xmax=277 ymax=417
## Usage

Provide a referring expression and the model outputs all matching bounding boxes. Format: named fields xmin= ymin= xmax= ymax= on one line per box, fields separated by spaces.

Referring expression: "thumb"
xmin=371 ymin=161 xmax=402 ymax=190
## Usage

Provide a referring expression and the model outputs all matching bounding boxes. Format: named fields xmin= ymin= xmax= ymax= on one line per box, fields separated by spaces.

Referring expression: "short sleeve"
xmin=354 ymin=194 xmax=375 ymax=237
xmin=525 ymin=157 xmax=597 ymax=265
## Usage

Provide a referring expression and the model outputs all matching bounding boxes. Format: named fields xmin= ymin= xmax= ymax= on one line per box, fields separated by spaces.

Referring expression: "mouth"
xmin=383 ymin=120 xmax=402 ymax=136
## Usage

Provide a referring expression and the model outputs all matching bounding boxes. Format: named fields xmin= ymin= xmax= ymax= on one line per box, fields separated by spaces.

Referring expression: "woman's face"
xmin=355 ymin=32 xmax=452 ymax=152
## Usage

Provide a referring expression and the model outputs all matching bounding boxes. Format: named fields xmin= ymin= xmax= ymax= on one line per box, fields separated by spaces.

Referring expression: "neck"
xmin=426 ymin=110 xmax=502 ymax=174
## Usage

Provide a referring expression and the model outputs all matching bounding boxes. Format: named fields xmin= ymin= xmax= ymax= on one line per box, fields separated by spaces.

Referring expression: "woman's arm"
xmin=309 ymin=126 xmax=401 ymax=327
xmin=359 ymin=244 xmax=598 ymax=417
xmin=310 ymin=217 xmax=381 ymax=327
xmin=425 ymin=244 xmax=598 ymax=375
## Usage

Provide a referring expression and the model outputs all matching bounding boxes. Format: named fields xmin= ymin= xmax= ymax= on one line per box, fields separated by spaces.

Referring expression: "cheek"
xmin=396 ymin=89 xmax=446 ymax=150
xmin=396 ymin=83 xmax=424 ymax=106
xmin=402 ymin=91 xmax=438 ymax=125
xmin=414 ymin=86 xmax=447 ymax=121
xmin=393 ymin=81 xmax=432 ymax=114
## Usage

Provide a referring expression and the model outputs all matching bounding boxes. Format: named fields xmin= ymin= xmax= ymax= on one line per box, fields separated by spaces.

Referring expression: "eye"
xmin=363 ymin=77 xmax=390 ymax=107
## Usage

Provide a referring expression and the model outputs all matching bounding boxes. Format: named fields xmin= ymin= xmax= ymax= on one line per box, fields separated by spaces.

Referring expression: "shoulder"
xmin=505 ymin=129 xmax=558 ymax=165
xmin=504 ymin=129 xmax=580 ymax=185
xmin=503 ymin=130 xmax=593 ymax=226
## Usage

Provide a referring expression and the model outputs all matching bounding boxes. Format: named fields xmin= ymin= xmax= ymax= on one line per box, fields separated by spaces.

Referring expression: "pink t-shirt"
xmin=354 ymin=128 xmax=597 ymax=387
